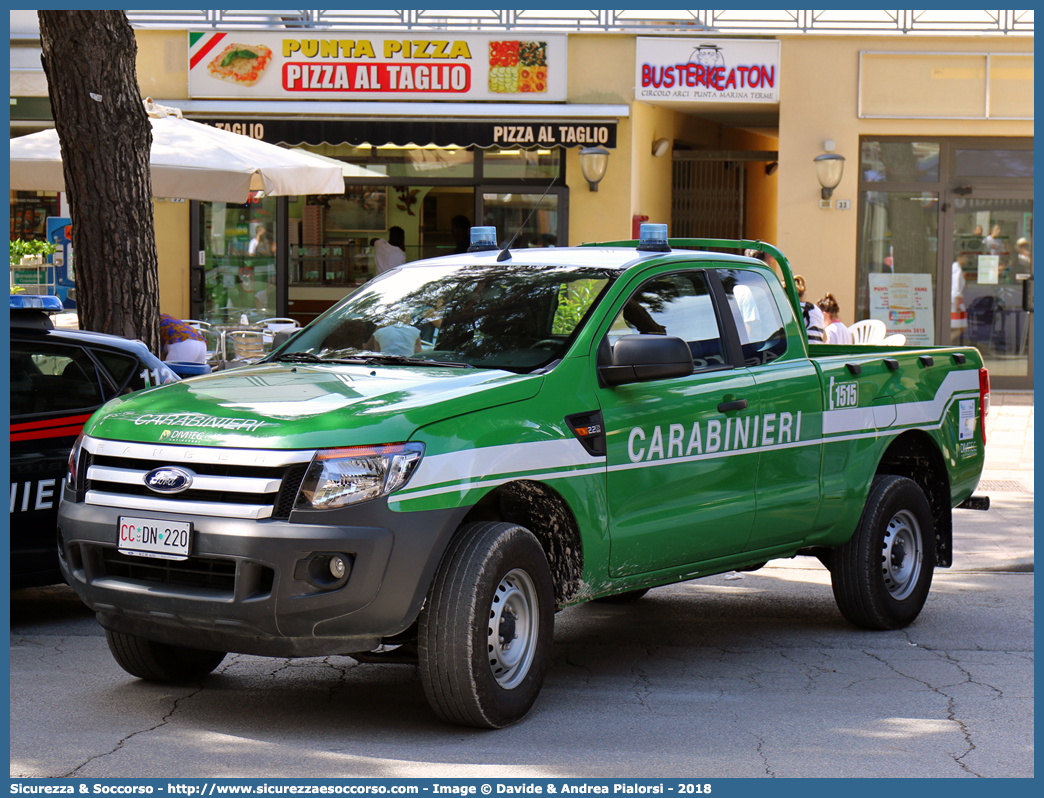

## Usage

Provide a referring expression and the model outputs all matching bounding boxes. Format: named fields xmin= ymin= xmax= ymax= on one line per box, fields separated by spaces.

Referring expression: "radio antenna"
xmin=497 ymin=173 xmax=557 ymax=262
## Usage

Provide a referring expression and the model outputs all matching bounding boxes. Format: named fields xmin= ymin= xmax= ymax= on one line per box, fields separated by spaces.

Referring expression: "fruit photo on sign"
xmin=489 ymin=40 xmax=548 ymax=93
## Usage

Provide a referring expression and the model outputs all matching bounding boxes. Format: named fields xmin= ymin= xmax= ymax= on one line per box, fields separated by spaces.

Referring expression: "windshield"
xmin=276 ymin=263 xmax=615 ymax=372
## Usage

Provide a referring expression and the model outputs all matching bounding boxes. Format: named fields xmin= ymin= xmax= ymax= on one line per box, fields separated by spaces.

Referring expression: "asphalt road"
xmin=9 ymin=510 xmax=1034 ymax=779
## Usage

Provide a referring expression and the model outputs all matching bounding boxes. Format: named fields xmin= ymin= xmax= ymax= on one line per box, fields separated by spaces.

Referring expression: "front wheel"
xmin=830 ymin=475 xmax=936 ymax=630
xmin=419 ymin=522 xmax=554 ymax=729
xmin=105 ymin=630 xmax=226 ymax=682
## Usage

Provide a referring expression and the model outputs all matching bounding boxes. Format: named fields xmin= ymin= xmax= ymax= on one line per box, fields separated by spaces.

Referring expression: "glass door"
xmin=479 ymin=186 xmax=567 ymax=250
xmin=943 ymin=192 xmax=1033 ymax=389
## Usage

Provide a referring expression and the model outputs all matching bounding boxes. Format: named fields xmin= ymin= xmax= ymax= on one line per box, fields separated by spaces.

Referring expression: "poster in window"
xmin=977 ymin=255 xmax=1000 ymax=285
xmin=325 ymin=187 xmax=387 ymax=232
xmin=868 ymin=273 xmax=935 ymax=346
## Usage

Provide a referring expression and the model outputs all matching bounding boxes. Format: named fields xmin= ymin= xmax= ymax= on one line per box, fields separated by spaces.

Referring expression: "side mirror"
xmin=1022 ymin=276 xmax=1034 ymax=313
xmin=598 ymin=334 xmax=693 ymax=386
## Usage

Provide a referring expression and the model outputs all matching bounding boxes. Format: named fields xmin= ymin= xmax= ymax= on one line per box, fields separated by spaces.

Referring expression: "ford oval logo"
xmin=143 ymin=467 xmax=194 ymax=494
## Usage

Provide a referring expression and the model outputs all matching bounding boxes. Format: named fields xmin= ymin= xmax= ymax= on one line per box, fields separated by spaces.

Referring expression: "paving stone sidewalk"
xmin=955 ymin=390 xmax=1034 ymax=572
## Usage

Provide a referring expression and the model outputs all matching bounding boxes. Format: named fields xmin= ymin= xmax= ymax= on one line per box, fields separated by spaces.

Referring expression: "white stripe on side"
xmin=823 ymin=369 xmax=979 ymax=435
xmin=404 ymin=437 xmax=602 ymax=494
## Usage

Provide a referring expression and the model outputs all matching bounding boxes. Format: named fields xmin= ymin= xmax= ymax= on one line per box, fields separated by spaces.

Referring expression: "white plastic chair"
xmin=881 ymin=333 xmax=907 ymax=346
xmin=849 ymin=319 xmax=887 ymax=344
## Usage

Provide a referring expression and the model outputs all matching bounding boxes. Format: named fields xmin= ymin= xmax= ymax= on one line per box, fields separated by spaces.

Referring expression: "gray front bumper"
xmin=58 ymin=497 xmax=466 ymax=657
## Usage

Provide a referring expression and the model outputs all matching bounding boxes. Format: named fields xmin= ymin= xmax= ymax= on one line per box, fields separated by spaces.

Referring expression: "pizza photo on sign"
xmin=207 ymin=43 xmax=273 ymax=86
xmin=489 ymin=40 xmax=547 ymax=93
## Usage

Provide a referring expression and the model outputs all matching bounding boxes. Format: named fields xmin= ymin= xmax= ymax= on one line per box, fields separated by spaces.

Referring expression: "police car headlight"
xmin=295 ymin=442 xmax=424 ymax=511
xmin=66 ymin=432 xmax=85 ymax=490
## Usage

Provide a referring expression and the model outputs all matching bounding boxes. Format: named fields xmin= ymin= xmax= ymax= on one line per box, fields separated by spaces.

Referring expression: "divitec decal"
xmin=635 ymin=37 xmax=781 ymax=104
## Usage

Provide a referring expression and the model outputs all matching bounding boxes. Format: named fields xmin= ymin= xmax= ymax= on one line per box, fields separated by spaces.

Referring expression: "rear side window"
xmin=11 ymin=341 xmax=106 ymax=417
xmin=607 ymin=270 xmax=726 ymax=370
xmin=717 ymin=269 xmax=787 ymax=366
xmin=92 ymin=349 xmax=147 ymax=394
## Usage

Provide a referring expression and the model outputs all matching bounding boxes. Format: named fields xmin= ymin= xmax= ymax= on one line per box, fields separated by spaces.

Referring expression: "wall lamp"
xmin=579 ymin=146 xmax=610 ymax=191
xmin=652 ymin=138 xmax=671 ymax=157
xmin=814 ymin=153 xmax=845 ymax=199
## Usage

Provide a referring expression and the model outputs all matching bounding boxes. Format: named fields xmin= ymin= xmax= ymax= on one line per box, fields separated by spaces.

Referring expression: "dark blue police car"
xmin=10 ymin=295 xmax=179 ymax=588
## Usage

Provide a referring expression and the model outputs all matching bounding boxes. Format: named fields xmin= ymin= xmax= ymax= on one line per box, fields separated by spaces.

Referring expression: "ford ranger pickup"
xmin=57 ymin=224 xmax=990 ymax=728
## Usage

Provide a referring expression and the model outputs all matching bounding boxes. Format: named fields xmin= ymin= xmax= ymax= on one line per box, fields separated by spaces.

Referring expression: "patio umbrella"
xmin=9 ymin=100 xmax=344 ymax=203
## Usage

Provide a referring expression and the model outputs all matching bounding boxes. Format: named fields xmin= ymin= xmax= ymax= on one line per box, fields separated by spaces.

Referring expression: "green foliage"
xmin=552 ymin=280 xmax=600 ymax=335
xmin=10 ymin=239 xmax=57 ymax=266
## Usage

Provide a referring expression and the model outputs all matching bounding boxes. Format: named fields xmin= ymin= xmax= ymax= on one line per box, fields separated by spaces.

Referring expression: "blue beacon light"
xmin=637 ymin=223 xmax=671 ymax=252
xmin=468 ymin=226 xmax=499 ymax=252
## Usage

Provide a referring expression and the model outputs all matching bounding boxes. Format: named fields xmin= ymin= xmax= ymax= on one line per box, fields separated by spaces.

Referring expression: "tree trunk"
xmin=38 ymin=10 xmax=160 ymax=353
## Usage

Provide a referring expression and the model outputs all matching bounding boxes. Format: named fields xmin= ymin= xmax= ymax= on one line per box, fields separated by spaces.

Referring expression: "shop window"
xmin=198 ymin=194 xmax=279 ymax=324
xmin=482 ymin=191 xmax=561 ymax=249
xmin=856 ymin=191 xmax=939 ymax=343
xmin=293 ymin=142 xmax=475 ymax=179
xmin=374 ymin=145 xmax=475 ymax=179
xmin=861 ymin=141 xmax=940 ymax=183
xmin=10 ymin=190 xmax=60 ymax=242
xmin=484 ymin=148 xmax=560 ymax=180
xmin=955 ymin=149 xmax=1034 ymax=178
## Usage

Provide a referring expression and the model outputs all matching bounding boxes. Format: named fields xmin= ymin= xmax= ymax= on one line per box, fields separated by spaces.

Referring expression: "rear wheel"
xmin=830 ymin=475 xmax=935 ymax=630
xmin=105 ymin=630 xmax=226 ymax=682
xmin=419 ymin=522 xmax=554 ymax=729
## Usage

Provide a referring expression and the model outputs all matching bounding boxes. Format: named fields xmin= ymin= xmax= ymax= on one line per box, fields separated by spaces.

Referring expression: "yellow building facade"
xmin=10 ymin=19 xmax=1033 ymax=387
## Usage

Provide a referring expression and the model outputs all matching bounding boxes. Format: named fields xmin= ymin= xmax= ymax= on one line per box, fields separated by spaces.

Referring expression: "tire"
xmin=105 ymin=630 xmax=226 ymax=682
xmin=419 ymin=522 xmax=555 ymax=729
xmin=831 ymin=475 xmax=936 ymax=630
xmin=593 ymin=588 xmax=651 ymax=604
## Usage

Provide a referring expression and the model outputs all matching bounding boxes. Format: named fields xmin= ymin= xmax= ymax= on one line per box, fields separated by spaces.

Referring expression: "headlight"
xmin=295 ymin=442 xmax=425 ymax=511
xmin=66 ymin=432 xmax=85 ymax=490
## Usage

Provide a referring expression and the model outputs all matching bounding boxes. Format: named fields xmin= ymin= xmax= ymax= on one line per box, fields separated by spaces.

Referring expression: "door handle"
xmin=717 ymin=399 xmax=748 ymax=413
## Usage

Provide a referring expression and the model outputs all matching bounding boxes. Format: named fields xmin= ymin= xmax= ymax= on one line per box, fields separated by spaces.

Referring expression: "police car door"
xmin=595 ymin=268 xmax=760 ymax=577
xmin=716 ymin=268 xmax=824 ymax=553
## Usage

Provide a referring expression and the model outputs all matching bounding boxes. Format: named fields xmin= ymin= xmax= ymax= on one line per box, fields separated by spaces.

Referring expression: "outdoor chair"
xmin=881 ymin=333 xmax=907 ymax=346
xmin=227 ymin=330 xmax=268 ymax=364
xmin=849 ymin=319 xmax=887 ymax=344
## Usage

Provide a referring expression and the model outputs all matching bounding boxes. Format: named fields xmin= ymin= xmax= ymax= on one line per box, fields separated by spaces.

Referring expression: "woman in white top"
xmin=816 ymin=293 xmax=854 ymax=345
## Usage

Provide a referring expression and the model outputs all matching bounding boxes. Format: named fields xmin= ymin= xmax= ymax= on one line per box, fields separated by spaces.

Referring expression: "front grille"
xmin=99 ymin=548 xmax=238 ymax=593
xmin=80 ymin=438 xmax=315 ymax=519
xmin=274 ymin=463 xmax=309 ymax=520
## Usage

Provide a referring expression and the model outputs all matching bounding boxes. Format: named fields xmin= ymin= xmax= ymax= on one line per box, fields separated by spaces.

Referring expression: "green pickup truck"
xmin=58 ymin=224 xmax=990 ymax=729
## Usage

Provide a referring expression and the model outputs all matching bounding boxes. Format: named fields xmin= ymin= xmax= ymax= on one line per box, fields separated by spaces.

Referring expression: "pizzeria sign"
xmin=188 ymin=31 xmax=567 ymax=101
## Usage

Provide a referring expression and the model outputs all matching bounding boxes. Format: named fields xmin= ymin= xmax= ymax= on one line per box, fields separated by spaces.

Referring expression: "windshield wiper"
xmin=358 ymin=354 xmax=471 ymax=368
xmin=272 ymin=352 xmax=325 ymax=363
xmin=274 ymin=352 xmax=470 ymax=368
